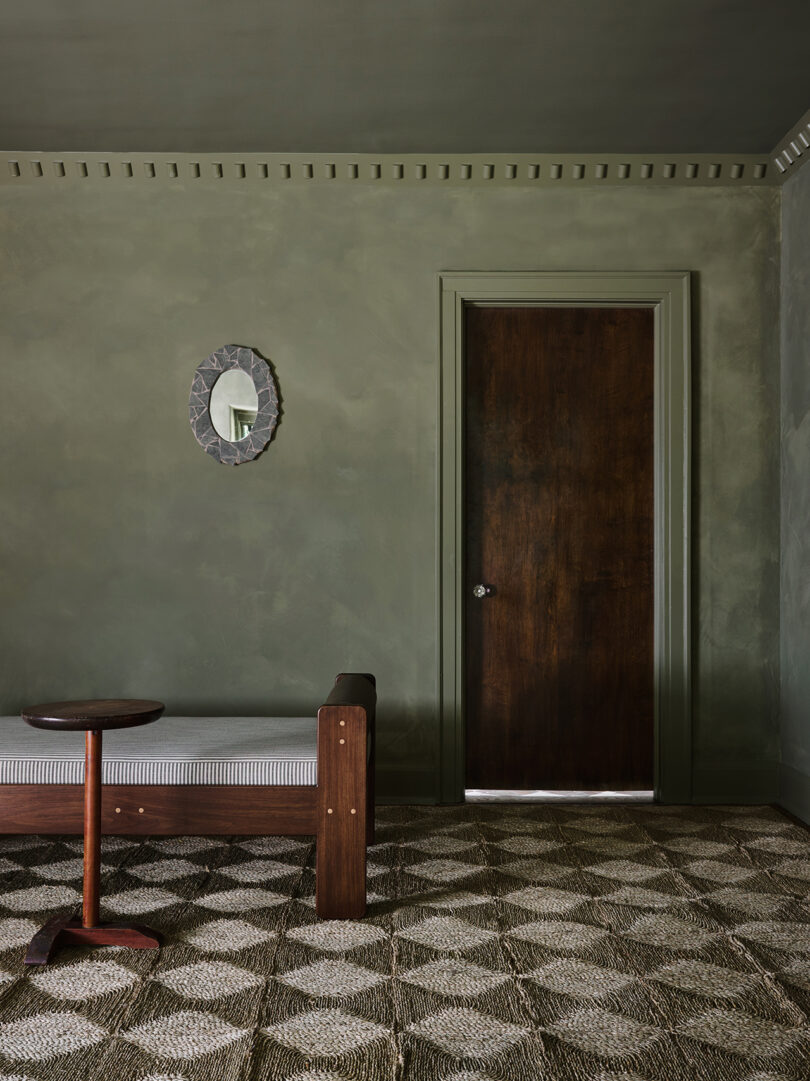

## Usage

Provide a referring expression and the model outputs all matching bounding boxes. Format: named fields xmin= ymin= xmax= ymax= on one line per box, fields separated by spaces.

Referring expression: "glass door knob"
xmin=472 ymin=584 xmax=494 ymax=598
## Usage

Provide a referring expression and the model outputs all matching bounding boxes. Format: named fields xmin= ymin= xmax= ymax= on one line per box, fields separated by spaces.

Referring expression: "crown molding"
xmin=1 ymin=151 xmax=775 ymax=189
xmin=772 ymin=108 xmax=810 ymax=182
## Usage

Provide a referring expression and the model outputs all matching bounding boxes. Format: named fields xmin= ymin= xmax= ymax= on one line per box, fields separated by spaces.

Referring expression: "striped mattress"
xmin=0 ymin=716 xmax=318 ymax=786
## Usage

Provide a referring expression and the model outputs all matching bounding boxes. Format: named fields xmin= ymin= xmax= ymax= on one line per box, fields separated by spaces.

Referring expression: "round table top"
xmin=22 ymin=698 xmax=165 ymax=732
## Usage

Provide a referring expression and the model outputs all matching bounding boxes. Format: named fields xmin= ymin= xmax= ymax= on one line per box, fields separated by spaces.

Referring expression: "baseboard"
xmin=778 ymin=763 xmax=810 ymax=827
xmin=375 ymin=766 xmax=438 ymax=804
xmin=690 ymin=762 xmax=778 ymax=804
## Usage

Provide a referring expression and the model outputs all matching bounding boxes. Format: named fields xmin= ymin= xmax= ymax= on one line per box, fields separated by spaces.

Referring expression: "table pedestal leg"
xmin=25 ymin=728 xmax=160 ymax=966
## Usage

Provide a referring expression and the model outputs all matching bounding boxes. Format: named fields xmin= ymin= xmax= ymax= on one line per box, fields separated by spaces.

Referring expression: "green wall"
xmin=780 ymin=163 xmax=810 ymax=820
xmin=0 ymin=181 xmax=780 ymax=801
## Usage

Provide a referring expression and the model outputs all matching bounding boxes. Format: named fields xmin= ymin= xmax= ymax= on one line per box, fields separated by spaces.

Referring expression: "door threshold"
xmin=465 ymin=789 xmax=655 ymax=803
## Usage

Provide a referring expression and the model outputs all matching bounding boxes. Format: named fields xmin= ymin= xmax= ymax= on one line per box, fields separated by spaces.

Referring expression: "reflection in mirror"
xmin=209 ymin=369 xmax=259 ymax=441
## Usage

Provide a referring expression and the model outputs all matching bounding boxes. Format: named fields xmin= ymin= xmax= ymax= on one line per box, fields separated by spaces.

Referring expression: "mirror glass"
xmin=209 ymin=369 xmax=259 ymax=441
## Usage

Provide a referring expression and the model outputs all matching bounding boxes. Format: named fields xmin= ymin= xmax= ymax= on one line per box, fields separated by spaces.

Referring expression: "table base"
xmin=24 ymin=913 xmax=160 ymax=965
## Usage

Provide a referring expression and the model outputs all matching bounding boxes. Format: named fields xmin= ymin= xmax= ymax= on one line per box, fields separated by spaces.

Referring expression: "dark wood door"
xmin=464 ymin=306 xmax=654 ymax=790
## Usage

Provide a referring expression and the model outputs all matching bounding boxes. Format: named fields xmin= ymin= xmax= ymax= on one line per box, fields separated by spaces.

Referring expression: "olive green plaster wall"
xmin=780 ymin=163 xmax=810 ymax=822
xmin=0 ymin=181 xmax=779 ymax=801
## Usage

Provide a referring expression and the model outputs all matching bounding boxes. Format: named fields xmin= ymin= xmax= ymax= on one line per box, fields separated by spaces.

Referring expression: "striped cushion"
xmin=0 ymin=716 xmax=317 ymax=786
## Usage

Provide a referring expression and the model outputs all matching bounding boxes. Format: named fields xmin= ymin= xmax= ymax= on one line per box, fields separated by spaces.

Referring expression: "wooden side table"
xmin=21 ymin=698 xmax=165 ymax=965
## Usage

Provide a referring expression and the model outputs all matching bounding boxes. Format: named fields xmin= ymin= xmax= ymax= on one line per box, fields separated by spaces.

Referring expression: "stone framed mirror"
xmin=189 ymin=344 xmax=279 ymax=465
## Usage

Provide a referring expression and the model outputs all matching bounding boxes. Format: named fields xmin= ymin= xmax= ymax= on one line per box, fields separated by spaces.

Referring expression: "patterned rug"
xmin=2 ymin=803 xmax=810 ymax=1080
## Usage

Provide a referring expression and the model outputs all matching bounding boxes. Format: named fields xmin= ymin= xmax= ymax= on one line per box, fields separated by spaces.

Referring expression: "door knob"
xmin=472 ymin=583 xmax=495 ymax=598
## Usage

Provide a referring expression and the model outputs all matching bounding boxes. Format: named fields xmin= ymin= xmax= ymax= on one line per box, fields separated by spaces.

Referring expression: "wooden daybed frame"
xmin=0 ymin=672 xmax=376 ymax=919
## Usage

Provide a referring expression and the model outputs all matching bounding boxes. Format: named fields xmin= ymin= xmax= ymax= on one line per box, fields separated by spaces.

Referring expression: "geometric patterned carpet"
xmin=2 ymin=803 xmax=810 ymax=1080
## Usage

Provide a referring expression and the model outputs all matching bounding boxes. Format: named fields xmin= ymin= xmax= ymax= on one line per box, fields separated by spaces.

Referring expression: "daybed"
xmin=0 ymin=672 xmax=375 ymax=919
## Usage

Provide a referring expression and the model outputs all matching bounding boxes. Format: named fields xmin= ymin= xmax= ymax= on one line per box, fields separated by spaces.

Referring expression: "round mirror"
xmin=189 ymin=344 xmax=279 ymax=465
xmin=209 ymin=369 xmax=259 ymax=441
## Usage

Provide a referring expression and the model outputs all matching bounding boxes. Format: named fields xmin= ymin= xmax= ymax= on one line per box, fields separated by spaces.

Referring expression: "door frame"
xmin=438 ymin=271 xmax=691 ymax=804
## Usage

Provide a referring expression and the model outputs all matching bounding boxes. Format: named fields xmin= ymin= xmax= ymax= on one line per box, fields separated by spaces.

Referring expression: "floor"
xmin=1 ymin=803 xmax=810 ymax=1080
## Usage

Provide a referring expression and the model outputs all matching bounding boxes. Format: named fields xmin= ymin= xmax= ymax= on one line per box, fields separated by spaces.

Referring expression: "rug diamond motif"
xmin=643 ymin=816 xmax=708 ymax=834
xmin=735 ymin=921 xmax=810 ymax=953
xmin=400 ymin=958 xmax=509 ymax=997
xmin=546 ymin=1007 xmax=662 ymax=1059
xmin=624 ymin=914 xmax=715 ymax=951
xmin=574 ymin=838 xmax=651 ymax=857
xmin=0 ymin=885 xmax=80 ymax=912
xmin=407 ymin=859 xmax=482 ymax=882
xmin=157 ymin=960 xmax=262 ymax=1000
xmin=288 ymin=920 xmax=387 ymax=953
xmin=773 ymin=859 xmax=810 ymax=882
xmin=586 ymin=860 xmax=664 ymax=883
xmin=662 ymin=838 xmax=734 ymax=858
xmin=503 ymin=886 xmax=589 ymax=915
xmin=679 ymin=1008 xmax=803 ymax=1057
xmin=123 ymin=1010 xmax=248 ymax=1059
xmin=195 ymin=887 xmax=287 ymax=911
xmin=682 ymin=859 xmax=756 ymax=884
xmin=65 ymin=836 xmax=135 ymax=854
xmin=779 ymin=958 xmax=810 ymax=990
xmin=495 ymin=836 xmax=562 ymax=856
xmin=127 ymin=858 xmax=202 ymax=883
xmin=278 ymin=958 xmax=386 ymax=997
xmin=528 ymin=958 xmax=634 ymax=997
xmin=397 ymin=915 xmax=496 ymax=952
xmin=708 ymin=889 xmax=785 ymax=918
xmin=0 ymin=836 xmax=47 ymax=852
xmin=443 ymin=1071 xmax=498 ymax=1081
xmin=721 ymin=817 xmax=790 ymax=834
xmin=104 ymin=887 xmax=180 ymax=915
xmin=565 ymin=818 xmax=630 ymax=836
xmin=0 ymin=917 xmax=38 ymax=949
xmin=283 ymin=1071 xmax=352 ymax=1081
xmin=183 ymin=917 xmax=276 ymax=953
xmin=0 ymin=1010 xmax=108 ymax=1062
xmin=601 ymin=886 xmax=676 ymax=908
xmin=652 ymin=959 xmax=754 ymax=998
xmin=30 ymin=959 xmax=138 ymax=1001
xmin=407 ymin=1007 xmax=527 ymax=1059
xmin=496 ymin=858 xmax=575 ymax=882
xmin=417 ymin=890 xmax=491 ymax=910
xmin=284 ymin=1071 xmax=353 ymax=1081
xmin=218 ymin=859 xmax=298 ymax=883
xmin=403 ymin=835 xmax=477 ymax=856
xmin=748 ymin=837 xmax=810 ymax=856
xmin=508 ymin=919 xmax=609 ymax=952
xmin=488 ymin=817 xmax=550 ymax=834
xmin=265 ymin=1008 xmax=388 ymax=1056
xmin=33 ymin=857 xmax=110 ymax=881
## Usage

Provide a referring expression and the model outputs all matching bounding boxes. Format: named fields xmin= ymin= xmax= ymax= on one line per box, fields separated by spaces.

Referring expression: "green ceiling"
xmin=2 ymin=0 xmax=809 ymax=153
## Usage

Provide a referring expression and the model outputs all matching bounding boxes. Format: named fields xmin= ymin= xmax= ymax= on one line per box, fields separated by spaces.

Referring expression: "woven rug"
xmin=2 ymin=803 xmax=810 ymax=1080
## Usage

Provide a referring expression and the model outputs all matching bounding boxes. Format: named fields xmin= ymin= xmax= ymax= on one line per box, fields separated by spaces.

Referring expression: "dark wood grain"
xmin=328 ymin=672 xmax=377 ymax=845
xmin=22 ymin=699 xmax=164 ymax=731
xmin=83 ymin=730 xmax=102 ymax=927
xmin=0 ymin=784 xmax=318 ymax=834
xmin=464 ymin=306 xmax=654 ymax=789
xmin=316 ymin=703 xmax=367 ymax=918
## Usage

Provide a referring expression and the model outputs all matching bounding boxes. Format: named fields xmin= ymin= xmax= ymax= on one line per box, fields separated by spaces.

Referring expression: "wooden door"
xmin=464 ymin=306 xmax=654 ymax=790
